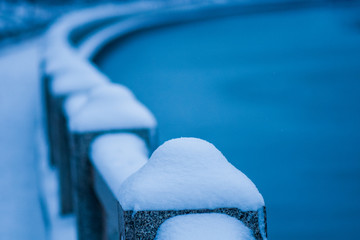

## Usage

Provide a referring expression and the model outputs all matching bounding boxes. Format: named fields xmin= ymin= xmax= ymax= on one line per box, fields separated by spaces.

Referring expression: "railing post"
xmin=70 ymin=132 xmax=104 ymax=240
xmin=41 ymin=71 xmax=56 ymax=166
xmin=67 ymin=84 xmax=157 ymax=240
xmin=117 ymin=137 xmax=267 ymax=240
xmin=41 ymin=55 xmax=109 ymax=214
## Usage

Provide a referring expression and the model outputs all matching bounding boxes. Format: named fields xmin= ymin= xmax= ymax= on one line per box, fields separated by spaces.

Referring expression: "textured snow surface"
xmin=68 ymin=83 xmax=156 ymax=133
xmin=119 ymin=138 xmax=264 ymax=211
xmin=91 ymin=133 xmax=148 ymax=196
xmin=155 ymin=213 xmax=255 ymax=240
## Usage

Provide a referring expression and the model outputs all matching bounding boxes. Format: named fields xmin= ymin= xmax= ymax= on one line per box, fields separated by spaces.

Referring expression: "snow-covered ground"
xmin=0 ymin=40 xmax=45 ymax=239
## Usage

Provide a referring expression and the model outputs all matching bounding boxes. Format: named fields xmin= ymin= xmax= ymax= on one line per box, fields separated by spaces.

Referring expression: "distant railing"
xmin=39 ymin=1 xmax=282 ymax=240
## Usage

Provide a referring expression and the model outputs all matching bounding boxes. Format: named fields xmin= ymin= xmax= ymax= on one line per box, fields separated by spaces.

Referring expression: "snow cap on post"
xmin=51 ymin=67 xmax=109 ymax=96
xmin=45 ymin=47 xmax=91 ymax=76
xmin=118 ymin=137 xmax=264 ymax=211
xmin=68 ymin=83 xmax=156 ymax=133
xmin=155 ymin=213 xmax=255 ymax=240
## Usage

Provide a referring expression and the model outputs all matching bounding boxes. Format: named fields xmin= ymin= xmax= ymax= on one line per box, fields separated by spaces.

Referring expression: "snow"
xmin=77 ymin=2 xmax=170 ymax=59
xmin=86 ymin=82 xmax=135 ymax=101
xmin=155 ymin=213 xmax=255 ymax=240
xmin=44 ymin=45 xmax=110 ymax=97
xmin=43 ymin=2 xmax=163 ymax=95
xmin=90 ymin=133 xmax=148 ymax=196
xmin=44 ymin=48 xmax=92 ymax=76
xmin=68 ymin=83 xmax=156 ymax=133
xmin=63 ymin=82 xmax=135 ymax=120
xmin=118 ymin=137 xmax=264 ymax=212
xmin=0 ymin=40 xmax=45 ymax=239
xmin=78 ymin=16 xmax=154 ymax=59
xmin=50 ymin=65 xmax=109 ymax=96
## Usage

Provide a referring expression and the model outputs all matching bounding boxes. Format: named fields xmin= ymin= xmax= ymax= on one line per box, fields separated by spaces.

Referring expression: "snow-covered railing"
xmin=42 ymin=2 xmax=164 ymax=215
xmin=39 ymin=1 xmax=283 ymax=240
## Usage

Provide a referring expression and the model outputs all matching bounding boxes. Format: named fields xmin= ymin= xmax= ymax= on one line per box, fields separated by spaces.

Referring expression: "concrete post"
xmin=117 ymin=137 xmax=267 ymax=240
xmin=41 ymin=72 xmax=57 ymax=166
xmin=56 ymin=99 xmax=74 ymax=214
xmin=119 ymin=207 xmax=267 ymax=240
xmin=70 ymin=128 xmax=156 ymax=240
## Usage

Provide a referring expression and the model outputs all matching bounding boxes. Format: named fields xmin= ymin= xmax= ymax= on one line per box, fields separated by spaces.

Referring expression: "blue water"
xmin=96 ymin=5 xmax=360 ymax=239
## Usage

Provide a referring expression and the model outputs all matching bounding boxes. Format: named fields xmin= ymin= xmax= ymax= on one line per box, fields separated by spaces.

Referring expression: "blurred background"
xmin=1 ymin=0 xmax=360 ymax=239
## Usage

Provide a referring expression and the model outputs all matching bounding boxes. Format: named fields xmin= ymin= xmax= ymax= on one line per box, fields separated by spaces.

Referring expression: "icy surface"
xmin=155 ymin=213 xmax=255 ymax=240
xmin=91 ymin=133 xmax=148 ymax=196
xmin=68 ymin=83 xmax=156 ymax=133
xmin=63 ymin=92 xmax=89 ymax=118
xmin=119 ymin=138 xmax=264 ymax=211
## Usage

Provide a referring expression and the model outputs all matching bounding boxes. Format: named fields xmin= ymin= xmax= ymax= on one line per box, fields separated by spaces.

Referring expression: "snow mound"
xmin=68 ymin=83 xmax=156 ymax=133
xmin=90 ymin=133 xmax=148 ymax=195
xmin=155 ymin=213 xmax=255 ymax=240
xmin=118 ymin=138 xmax=264 ymax=211
xmin=51 ymin=69 xmax=109 ymax=96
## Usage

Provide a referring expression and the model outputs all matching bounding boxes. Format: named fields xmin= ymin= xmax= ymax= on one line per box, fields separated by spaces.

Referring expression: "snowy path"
xmin=0 ymin=41 xmax=45 ymax=239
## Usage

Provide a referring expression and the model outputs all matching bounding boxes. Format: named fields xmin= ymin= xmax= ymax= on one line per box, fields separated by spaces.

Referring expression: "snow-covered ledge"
xmin=38 ymin=1 xmax=278 ymax=240
xmin=117 ymin=138 xmax=267 ymax=240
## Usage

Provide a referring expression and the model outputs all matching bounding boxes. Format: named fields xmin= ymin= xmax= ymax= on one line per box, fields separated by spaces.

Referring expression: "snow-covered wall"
xmin=40 ymin=1 xmax=271 ymax=240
